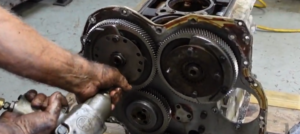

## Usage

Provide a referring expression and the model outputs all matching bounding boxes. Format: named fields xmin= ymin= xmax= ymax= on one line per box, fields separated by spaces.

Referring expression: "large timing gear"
xmin=157 ymin=28 xmax=238 ymax=102
xmin=80 ymin=5 xmax=268 ymax=134
xmin=113 ymin=89 xmax=171 ymax=134
xmin=82 ymin=19 xmax=156 ymax=90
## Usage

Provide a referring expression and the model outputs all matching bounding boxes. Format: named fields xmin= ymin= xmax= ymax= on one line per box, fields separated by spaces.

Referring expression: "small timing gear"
xmin=83 ymin=19 xmax=156 ymax=90
xmin=113 ymin=89 xmax=171 ymax=134
xmin=157 ymin=28 xmax=238 ymax=102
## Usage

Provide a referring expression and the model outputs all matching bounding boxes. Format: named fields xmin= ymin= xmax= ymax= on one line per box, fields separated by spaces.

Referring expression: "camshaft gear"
xmin=113 ymin=89 xmax=171 ymax=134
xmin=157 ymin=28 xmax=238 ymax=102
xmin=83 ymin=19 xmax=156 ymax=90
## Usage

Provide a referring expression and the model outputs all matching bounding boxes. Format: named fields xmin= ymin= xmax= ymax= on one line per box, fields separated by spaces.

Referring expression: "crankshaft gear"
xmin=83 ymin=19 xmax=156 ymax=90
xmin=157 ymin=28 xmax=238 ymax=102
xmin=114 ymin=89 xmax=171 ymax=134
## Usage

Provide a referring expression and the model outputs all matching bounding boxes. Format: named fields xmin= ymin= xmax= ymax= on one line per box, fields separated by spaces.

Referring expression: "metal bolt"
xmin=212 ymin=108 xmax=218 ymax=113
xmin=244 ymin=61 xmax=248 ymax=65
xmin=89 ymin=17 xmax=96 ymax=24
xmin=238 ymin=21 xmax=243 ymax=26
xmin=122 ymin=9 xmax=127 ymax=14
xmin=200 ymin=111 xmax=207 ymax=119
xmin=253 ymin=83 xmax=258 ymax=87
xmin=3 ymin=102 xmax=10 ymax=110
xmin=112 ymin=35 xmax=120 ymax=42
xmin=229 ymin=35 xmax=235 ymax=40
xmin=56 ymin=126 xmax=68 ymax=134
xmin=245 ymin=35 xmax=250 ymax=40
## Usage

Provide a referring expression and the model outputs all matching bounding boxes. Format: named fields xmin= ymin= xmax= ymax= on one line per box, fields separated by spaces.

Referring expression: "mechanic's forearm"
xmin=0 ymin=7 xmax=100 ymax=94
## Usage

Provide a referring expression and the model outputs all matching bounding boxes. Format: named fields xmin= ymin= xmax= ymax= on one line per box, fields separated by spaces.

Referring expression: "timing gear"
xmin=157 ymin=28 xmax=238 ymax=102
xmin=80 ymin=4 xmax=268 ymax=134
xmin=82 ymin=19 xmax=156 ymax=90
xmin=113 ymin=89 xmax=171 ymax=134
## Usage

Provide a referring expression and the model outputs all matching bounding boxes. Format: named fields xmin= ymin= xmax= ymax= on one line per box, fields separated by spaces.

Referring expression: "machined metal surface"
xmin=79 ymin=0 xmax=267 ymax=133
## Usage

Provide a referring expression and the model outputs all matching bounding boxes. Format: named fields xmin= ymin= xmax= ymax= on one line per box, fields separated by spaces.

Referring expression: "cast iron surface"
xmin=80 ymin=5 xmax=267 ymax=134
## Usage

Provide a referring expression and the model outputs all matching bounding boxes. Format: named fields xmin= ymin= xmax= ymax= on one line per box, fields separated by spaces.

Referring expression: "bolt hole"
xmin=190 ymin=18 xmax=197 ymax=23
xmin=136 ymin=53 xmax=141 ymax=56
xmin=176 ymin=105 xmax=181 ymax=109
xmin=123 ymin=39 xmax=127 ymax=43
xmin=139 ymin=61 xmax=143 ymax=65
xmin=187 ymin=114 xmax=192 ymax=119
xmin=160 ymin=9 xmax=166 ymax=12
xmin=156 ymin=28 xmax=162 ymax=33
xmin=176 ymin=117 xmax=180 ymax=120
xmin=138 ymin=69 xmax=142 ymax=72
xmin=189 ymin=70 xmax=197 ymax=76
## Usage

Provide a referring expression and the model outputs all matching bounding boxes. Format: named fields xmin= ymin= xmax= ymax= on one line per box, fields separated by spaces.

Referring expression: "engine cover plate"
xmin=79 ymin=3 xmax=267 ymax=134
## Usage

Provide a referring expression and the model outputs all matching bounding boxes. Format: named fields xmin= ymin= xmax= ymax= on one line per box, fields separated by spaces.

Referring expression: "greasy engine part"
xmin=158 ymin=28 xmax=238 ymax=102
xmin=113 ymin=89 xmax=171 ymax=134
xmin=81 ymin=19 xmax=156 ymax=90
xmin=160 ymin=0 xmax=216 ymax=15
xmin=79 ymin=0 xmax=267 ymax=133
xmin=139 ymin=0 xmax=255 ymax=31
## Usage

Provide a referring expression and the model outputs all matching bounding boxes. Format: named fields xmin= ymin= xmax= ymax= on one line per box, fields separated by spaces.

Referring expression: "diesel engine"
xmin=79 ymin=0 xmax=268 ymax=134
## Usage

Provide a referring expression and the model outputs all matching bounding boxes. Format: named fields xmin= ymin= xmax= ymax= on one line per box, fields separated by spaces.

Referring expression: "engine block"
xmin=79 ymin=0 xmax=268 ymax=134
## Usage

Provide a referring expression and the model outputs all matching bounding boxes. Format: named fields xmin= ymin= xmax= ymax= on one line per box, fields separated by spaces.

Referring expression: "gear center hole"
xmin=189 ymin=69 xmax=197 ymax=76
xmin=133 ymin=108 xmax=148 ymax=125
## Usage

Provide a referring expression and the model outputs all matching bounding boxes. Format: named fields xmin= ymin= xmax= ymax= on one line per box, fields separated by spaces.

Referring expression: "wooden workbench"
xmin=66 ymin=1 xmax=300 ymax=134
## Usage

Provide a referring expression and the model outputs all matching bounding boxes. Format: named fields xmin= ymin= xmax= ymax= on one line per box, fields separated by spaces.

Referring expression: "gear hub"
xmin=114 ymin=89 xmax=171 ymax=134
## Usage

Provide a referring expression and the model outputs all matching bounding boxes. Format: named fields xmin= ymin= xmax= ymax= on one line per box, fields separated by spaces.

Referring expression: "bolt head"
xmin=57 ymin=126 xmax=68 ymax=134
xmin=112 ymin=35 xmax=120 ymax=42
xmin=200 ymin=111 xmax=208 ymax=119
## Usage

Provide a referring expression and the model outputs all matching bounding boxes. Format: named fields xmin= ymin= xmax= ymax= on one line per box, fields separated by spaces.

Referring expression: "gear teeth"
xmin=88 ymin=19 xmax=156 ymax=90
xmin=158 ymin=28 xmax=238 ymax=103
xmin=140 ymin=89 xmax=172 ymax=120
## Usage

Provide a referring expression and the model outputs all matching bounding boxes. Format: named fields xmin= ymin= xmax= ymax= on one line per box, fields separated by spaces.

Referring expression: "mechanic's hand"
xmin=76 ymin=63 xmax=132 ymax=104
xmin=0 ymin=90 xmax=68 ymax=134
